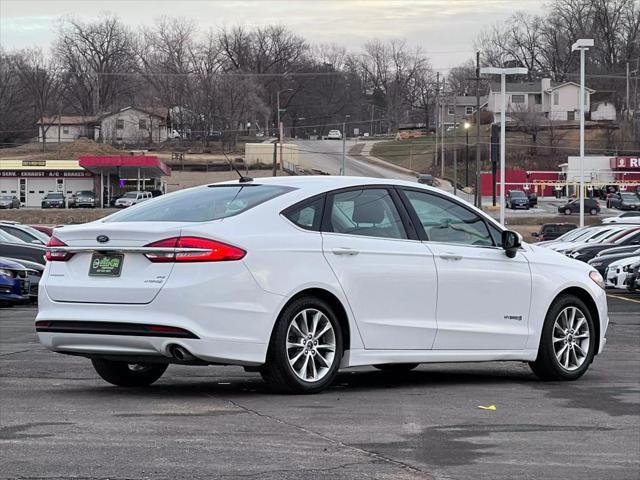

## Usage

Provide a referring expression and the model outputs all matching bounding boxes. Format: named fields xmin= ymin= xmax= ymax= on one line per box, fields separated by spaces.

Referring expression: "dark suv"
xmin=41 ymin=192 xmax=66 ymax=209
xmin=558 ymin=198 xmax=600 ymax=215
xmin=531 ymin=223 xmax=577 ymax=242
xmin=506 ymin=190 xmax=529 ymax=210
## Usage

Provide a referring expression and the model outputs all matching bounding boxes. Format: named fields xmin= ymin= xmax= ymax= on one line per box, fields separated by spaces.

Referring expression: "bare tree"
xmin=13 ymin=49 xmax=63 ymax=150
xmin=0 ymin=49 xmax=34 ymax=146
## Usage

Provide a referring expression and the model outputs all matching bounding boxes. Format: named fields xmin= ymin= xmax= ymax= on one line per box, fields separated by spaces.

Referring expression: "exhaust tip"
xmin=168 ymin=344 xmax=194 ymax=362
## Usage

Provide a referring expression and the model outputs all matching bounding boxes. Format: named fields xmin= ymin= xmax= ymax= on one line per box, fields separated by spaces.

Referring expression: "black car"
xmin=417 ymin=174 xmax=434 ymax=186
xmin=607 ymin=191 xmax=640 ymax=210
xmin=567 ymin=228 xmax=640 ymax=263
xmin=0 ymin=230 xmax=46 ymax=265
xmin=527 ymin=192 xmax=538 ymax=208
xmin=41 ymin=192 xmax=66 ymax=209
xmin=0 ymin=195 xmax=20 ymax=209
xmin=558 ymin=198 xmax=600 ymax=215
xmin=587 ymin=246 xmax=640 ymax=276
xmin=531 ymin=223 xmax=577 ymax=242
xmin=505 ymin=190 xmax=529 ymax=210
xmin=68 ymin=190 xmax=96 ymax=208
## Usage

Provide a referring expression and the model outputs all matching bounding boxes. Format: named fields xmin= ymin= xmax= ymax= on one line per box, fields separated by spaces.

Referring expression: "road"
xmin=293 ymin=139 xmax=416 ymax=181
xmin=1 ymin=294 xmax=639 ymax=479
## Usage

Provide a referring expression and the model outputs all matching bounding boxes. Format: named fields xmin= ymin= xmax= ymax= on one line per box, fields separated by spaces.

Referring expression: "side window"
xmin=402 ymin=189 xmax=495 ymax=246
xmin=326 ymin=188 xmax=407 ymax=239
xmin=283 ymin=196 xmax=324 ymax=231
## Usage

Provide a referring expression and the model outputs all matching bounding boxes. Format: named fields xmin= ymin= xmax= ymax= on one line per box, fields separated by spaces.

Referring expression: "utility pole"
xmin=475 ymin=51 xmax=482 ymax=209
xmin=627 ymin=61 xmax=631 ymax=121
xmin=435 ymin=72 xmax=439 ymax=169
xmin=341 ymin=115 xmax=350 ymax=175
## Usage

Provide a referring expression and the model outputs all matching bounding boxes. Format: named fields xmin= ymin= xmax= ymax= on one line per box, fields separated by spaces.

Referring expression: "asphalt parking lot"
xmin=1 ymin=294 xmax=639 ymax=480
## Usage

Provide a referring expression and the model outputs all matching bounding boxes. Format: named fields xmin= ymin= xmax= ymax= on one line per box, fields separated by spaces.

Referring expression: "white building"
xmin=98 ymin=107 xmax=168 ymax=144
xmin=487 ymin=78 xmax=595 ymax=122
xmin=37 ymin=116 xmax=97 ymax=143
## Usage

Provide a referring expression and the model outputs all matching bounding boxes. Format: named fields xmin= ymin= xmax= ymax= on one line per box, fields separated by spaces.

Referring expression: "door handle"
xmin=332 ymin=247 xmax=359 ymax=256
xmin=439 ymin=253 xmax=463 ymax=261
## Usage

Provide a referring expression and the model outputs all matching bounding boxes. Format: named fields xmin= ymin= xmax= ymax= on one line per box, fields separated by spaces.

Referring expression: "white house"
xmin=487 ymin=78 xmax=595 ymax=122
xmin=97 ymin=106 xmax=168 ymax=144
xmin=37 ymin=115 xmax=97 ymax=143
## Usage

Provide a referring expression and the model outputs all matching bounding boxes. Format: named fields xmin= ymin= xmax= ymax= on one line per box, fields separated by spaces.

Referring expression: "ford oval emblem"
xmin=96 ymin=235 xmax=109 ymax=243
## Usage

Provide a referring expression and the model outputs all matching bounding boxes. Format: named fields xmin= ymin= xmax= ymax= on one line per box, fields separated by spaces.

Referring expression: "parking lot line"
xmin=607 ymin=294 xmax=640 ymax=304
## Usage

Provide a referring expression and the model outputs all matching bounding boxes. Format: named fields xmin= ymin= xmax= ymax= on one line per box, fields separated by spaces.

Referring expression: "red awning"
xmin=79 ymin=156 xmax=171 ymax=178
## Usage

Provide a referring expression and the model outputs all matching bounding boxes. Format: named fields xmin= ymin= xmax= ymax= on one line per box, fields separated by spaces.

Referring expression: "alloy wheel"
xmin=552 ymin=306 xmax=590 ymax=371
xmin=286 ymin=308 xmax=336 ymax=382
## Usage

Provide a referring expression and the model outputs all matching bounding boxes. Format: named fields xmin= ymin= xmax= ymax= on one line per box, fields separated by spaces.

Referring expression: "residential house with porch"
xmin=486 ymin=78 xmax=595 ymax=122
xmin=37 ymin=115 xmax=97 ymax=143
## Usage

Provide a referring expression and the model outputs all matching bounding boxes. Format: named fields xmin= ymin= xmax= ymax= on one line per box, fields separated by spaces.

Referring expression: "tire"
xmin=91 ymin=359 xmax=167 ymax=387
xmin=529 ymin=295 xmax=596 ymax=381
xmin=564 ymin=208 xmax=571 ymax=215
xmin=374 ymin=363 xmax=419 ymax=373
xmin=590 ymin=208 xmax=598 ymax=215
xmin=261 ymin=295 xmax=343 ymax=394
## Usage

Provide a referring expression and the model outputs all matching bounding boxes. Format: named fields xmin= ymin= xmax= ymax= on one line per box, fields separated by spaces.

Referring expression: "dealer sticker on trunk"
xmin=89 ymin=253 xmax=124 ymax=277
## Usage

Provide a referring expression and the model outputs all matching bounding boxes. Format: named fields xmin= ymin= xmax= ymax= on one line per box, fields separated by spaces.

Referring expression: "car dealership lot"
xmin=1 ymin=295 xmax=638 ymax=480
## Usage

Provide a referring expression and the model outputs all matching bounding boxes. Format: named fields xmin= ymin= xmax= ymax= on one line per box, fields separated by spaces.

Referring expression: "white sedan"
xmin=327 ymin=129 xmax=342 ymax=140
xmin=605 ymin=255 xmax=640 ymax=289
xmin=37 ymin=177 xmax=608 ymax=393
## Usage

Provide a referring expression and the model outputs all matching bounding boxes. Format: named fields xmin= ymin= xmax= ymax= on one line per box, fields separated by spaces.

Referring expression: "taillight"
xmin=144 ymin=236 xmax=246 ymax=263
xmin=45 ymin=236 xmax=73 ymax=262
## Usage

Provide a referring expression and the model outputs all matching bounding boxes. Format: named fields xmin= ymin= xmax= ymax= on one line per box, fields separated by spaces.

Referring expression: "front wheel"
xmin=529 ymin=295 xmax=595 ymax=381
xmin=91 ymin=359 xmax=168 ymax=387
xmin=261 ymin=296 xmax=343 ymax=394
xmin=590 ymin=208 xmax=598 ymax=215
xmin=564 ymin=208 xmax=572 ymax=215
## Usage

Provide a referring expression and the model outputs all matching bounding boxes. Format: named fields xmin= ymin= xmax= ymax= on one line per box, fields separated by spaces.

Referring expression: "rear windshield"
xmin=105 ymin=184 xmax=295 ymax=222
xmin=509 ymin=191 xmax=526 ymax=198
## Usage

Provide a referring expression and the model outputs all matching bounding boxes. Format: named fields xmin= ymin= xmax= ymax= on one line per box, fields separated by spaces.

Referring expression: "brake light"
xmin=45 ymin=236 xmax=73 ymax=262
xmin=144 ymin=236 xmax=246 ymax=262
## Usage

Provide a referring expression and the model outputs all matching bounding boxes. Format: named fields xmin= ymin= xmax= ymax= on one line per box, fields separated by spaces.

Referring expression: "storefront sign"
xmin=0 ymin=170 xmax=93 ymax=178
xmin=21 ymin=160 xmax=47 ymax=167
xmin=610 ymin=157 xmax=640 ymax=169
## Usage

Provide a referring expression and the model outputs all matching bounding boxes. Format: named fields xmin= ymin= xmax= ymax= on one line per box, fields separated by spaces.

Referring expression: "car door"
xmin=398 ymin=188 xmax=532 ymax=350
xmin=321 ymin=187 xmax=438 ymax=350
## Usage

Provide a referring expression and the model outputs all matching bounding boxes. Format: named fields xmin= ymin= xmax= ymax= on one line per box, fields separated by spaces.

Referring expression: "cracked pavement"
xmin=1 ymin=294 xmax=639 ymax=479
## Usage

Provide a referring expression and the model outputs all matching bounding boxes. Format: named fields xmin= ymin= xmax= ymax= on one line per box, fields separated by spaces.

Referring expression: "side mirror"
xmin=502 ymin=230 xmax=522 ymax=258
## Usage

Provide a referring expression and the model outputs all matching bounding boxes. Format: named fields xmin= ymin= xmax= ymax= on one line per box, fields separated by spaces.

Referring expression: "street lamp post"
xmin=480 ymin=67 xmax=528 ymax=226
xmin=464 ymin=121 xmax=470 ymax=187
xmin=572 ymin=38 xmax=594 ymax=228
xmin=275 ymin=88 xmax=293 ymax=176
xmin=341 ymin=115 xmax=351 ymax=175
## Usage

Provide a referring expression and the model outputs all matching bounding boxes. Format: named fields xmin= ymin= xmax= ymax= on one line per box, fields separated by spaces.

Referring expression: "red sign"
xmin=610 ymin=157 xmax=640 ymax=169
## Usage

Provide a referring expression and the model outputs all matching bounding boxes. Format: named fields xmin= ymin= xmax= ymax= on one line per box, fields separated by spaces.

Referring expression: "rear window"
xmin=105 ymin=184 xmax=295 ymax=223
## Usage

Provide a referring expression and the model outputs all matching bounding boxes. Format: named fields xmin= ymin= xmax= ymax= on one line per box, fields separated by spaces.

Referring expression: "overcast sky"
xmin=0 ymin=0 xmax=545 ymax=70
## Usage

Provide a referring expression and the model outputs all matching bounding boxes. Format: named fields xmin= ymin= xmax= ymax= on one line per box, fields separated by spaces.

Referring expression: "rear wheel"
xmin=374 ymin=363 xmax=419 ymax=373
xmin=529 ymin=295 xmax=595 ymax=381
xmin=564 ymin=208 xmax=572 ymax=215
xmin=91 ymin=359 xmax=167 ymax=387
xmin=261 ymin=296 xmax=343 ymax=394
xmin=590 ymin=208 xmax=598 ymax=215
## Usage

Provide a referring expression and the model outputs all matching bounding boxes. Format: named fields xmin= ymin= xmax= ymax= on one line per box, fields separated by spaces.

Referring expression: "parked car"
xmin=588 ymin=246 xmax=640 ymax=276
xmin=0 ymin=221 xmax=49 ymax=245
xmin=0 ymin=257 xmax=30 ymax=305
xmin=567 ymin=227 xmax=640 ymax=262
xmin=41 ymin=192 xmax=66 ymax=209
xmin=68 ymin=190 xmax=96 ymax=208
xmin=114 ymin=191 xmax=152 ymax=208
xmin=601 ymin=211 xmax=640 ymax=224
xmin=605 ymin=255 xmax=640 ymax=289
xmin=417 ymin=174 xmax=434 ymax=186
xmin=327 ymin=129 xmax=342 ymax=140
xmin=1 ymin=256 xmax=42 ymax=300
xmin=527 ymin=192 xmax=538 ymax=208
xmin=531 ymin=223 xmax=577 ymax=242
xmin=542 ymin=225 xmax=629 ymax=253
xmin=625 ymin=260 xmax=640 ymax=291
xmin=505 ymin=190 xmax=530 ymax=210
xmin=29 ymin=225 xmax=54 ymax=237
xmin=607 ymin=191 xmax=640 ymax=210
xmin=0 ymin=195 xmax=20 ymax=209
xmin=36 ymin=177 xmax=608 ymax=393
xmin=558 ymin=198 xmax=600 ymax=215
xmin=0 ymin=230 xmax=46 ymax=265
